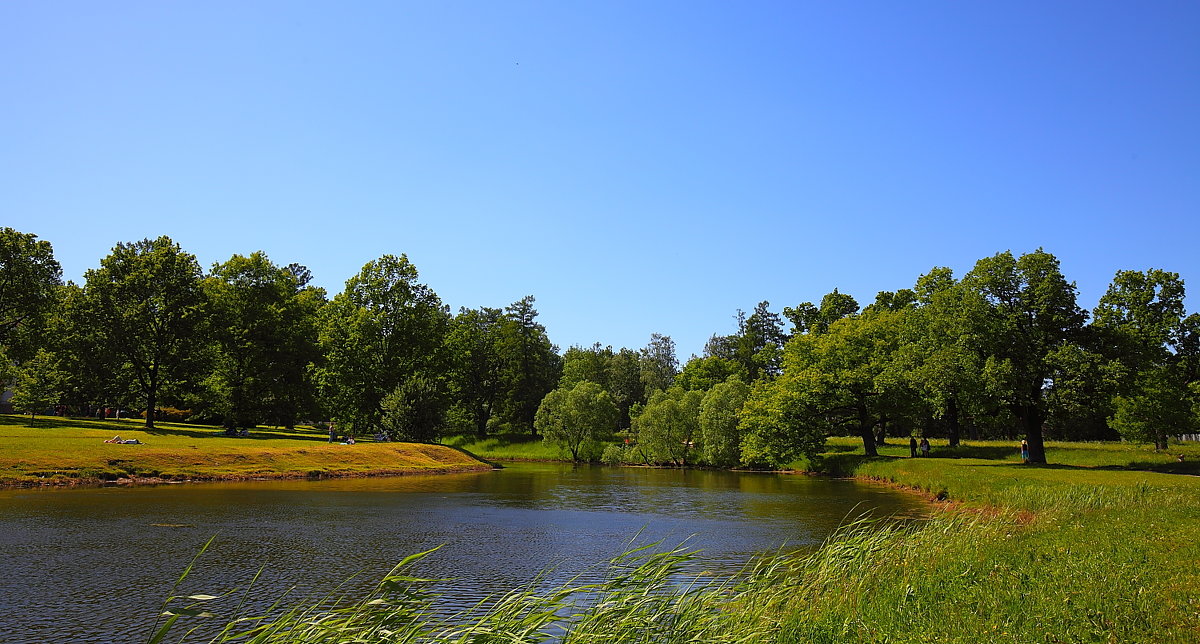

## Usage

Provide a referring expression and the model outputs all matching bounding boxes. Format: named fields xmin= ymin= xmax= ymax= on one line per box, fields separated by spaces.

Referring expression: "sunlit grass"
xmin=443 ymin=433 xmax=563 ymax=461
xmin=0 ymin=414 xmax=490 ymax=485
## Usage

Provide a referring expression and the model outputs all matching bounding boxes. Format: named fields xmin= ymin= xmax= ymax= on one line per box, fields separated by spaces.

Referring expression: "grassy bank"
xmin=0 ymin=415 xmax=491 ymax=485
xmin=770 ymin=440 xmax=1200 ymax=642
xmin=149 ymin=438 xmax=1200 ymax=642
xmin=442 ymin=432 xmax=563 ymax=461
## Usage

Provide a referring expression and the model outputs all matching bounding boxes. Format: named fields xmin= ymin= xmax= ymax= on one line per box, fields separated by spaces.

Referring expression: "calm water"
xmin=0 ymin=463 xmax=925 ymax=642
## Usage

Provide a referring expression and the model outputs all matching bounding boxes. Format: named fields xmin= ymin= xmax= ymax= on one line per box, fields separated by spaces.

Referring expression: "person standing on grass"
xmin=328 ymin=422 xmax=336 ymax=443
xmin=1021 ymin=439 xmax=1029 ymax=463
xmin=909 ymin=436 xmax=918 ymax=458
xmin=919 ymin=437 xmax=930 ymax=457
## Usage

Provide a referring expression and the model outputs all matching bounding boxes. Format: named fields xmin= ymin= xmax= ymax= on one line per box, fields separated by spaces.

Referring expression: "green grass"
xmin=0 ymin=414 xmax=491 ymax=485
xmin=443 ymin=432 xmax=564 ymax=461
xmin=144 ymin=437 xmax=1200 ymax=642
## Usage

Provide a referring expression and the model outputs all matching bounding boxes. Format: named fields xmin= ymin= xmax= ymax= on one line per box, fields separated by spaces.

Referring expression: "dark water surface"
xmin=0 ymin=463 xmax=925 ymax=642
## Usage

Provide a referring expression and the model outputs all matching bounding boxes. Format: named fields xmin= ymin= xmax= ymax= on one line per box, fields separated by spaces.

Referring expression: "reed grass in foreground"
xmin=146 ymin=441 xmax=1200 ymax=643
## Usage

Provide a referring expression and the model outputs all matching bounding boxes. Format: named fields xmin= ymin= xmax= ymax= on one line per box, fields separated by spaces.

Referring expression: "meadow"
xmin=0 ymin=415 xmax=490 ymax=485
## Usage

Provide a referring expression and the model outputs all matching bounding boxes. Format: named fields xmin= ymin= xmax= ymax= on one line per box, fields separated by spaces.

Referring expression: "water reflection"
xmin=0 ymin=463 xmax=925 ymax=642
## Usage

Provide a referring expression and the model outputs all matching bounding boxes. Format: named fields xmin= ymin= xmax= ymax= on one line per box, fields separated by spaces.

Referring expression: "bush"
xmin=139 ymin=407 xmax=192 ymax=422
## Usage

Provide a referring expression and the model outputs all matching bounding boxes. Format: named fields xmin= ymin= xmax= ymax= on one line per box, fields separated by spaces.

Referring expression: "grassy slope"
xmin=443 ymin=433 xmax=563 ymax=461
xmin=0 ymin=415 xmax=491 ymax=485
xmin=765 ymin=438 xmax=1200 ymax=643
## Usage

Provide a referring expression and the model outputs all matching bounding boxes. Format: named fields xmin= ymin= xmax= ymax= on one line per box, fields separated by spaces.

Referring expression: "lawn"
xmin=0 ymin=414 xmax=491 ymax=485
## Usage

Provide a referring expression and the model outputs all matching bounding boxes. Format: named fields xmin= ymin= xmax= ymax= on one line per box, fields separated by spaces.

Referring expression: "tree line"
xmin=2 ymin=228 xmax=1198 ymax=465
xmin=0 ymin=231 xmax=564 ymax=440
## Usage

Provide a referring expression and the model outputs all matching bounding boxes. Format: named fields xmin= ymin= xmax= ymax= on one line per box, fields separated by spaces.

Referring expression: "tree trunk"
xmin=1020 ymin=402 xmax=1045 ymax=464
xmin=145 ymin=367 xmax=157 ymax=429
xmin=475 ymin=406 xmax=489 ymax=438
xmin=858 ymin=404 xmax=878 ymax=457
xmin=947 ymin=397 xmax=961 ymax=448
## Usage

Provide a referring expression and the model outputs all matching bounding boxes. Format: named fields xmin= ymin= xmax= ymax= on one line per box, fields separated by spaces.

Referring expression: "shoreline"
xmin=0 ymin=462 xmax=498 ymax=490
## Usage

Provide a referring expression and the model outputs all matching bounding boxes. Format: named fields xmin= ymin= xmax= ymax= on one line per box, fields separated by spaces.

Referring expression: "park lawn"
xmin=0 ymin=414 xmax=491 ymax=485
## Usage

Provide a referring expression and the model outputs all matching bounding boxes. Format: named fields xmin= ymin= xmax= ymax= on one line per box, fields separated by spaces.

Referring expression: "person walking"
xmin=909 ymin=436 xmax=918 ymax=458
xmin=1020 ymin=439 xmax=1029 ymax=463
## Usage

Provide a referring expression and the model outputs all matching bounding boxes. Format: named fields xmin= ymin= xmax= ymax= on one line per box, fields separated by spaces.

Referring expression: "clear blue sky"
xmin=4 ymin=1 xmax=1198 ymax=358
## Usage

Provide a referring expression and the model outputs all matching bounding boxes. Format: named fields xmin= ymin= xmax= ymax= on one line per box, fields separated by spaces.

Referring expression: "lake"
xmin=0 ymin=462 xmax=926 ymax=642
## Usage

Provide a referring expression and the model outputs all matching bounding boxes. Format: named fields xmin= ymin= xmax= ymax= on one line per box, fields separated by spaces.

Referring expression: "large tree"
xmin=446 ymin=306 xmax=511 ymax=437
xmin=85 ymin=237 xmax=206 ymax=429
xmin=639 ymin=333 xmax=678 ymax=394
xmin=204 ymin=252 xmax=324 ymax=429
xmin=892 ymin=268 xmax=988 ymax=447
xmin=963 ymin=249 xmax=1086 ymax=463
xmin=698 ymin=376 xmax=751 ymax=467
xmin=535 ymin=381 xmax=618 ymax=462
xmin=704 ymin=304 xmax=786 ymax=383
xmin=1094 ymin=269 xmax=1200 ymax=448
xmin=560 ymin=343 xmax=646 ymax=429
xmin=500 ymin=296 xmax=561 ymax=435
xmin=9 ymin=348 xmax=66 ymax=424
xmin=631 ymin=386 xmax=704 ymax=466
xmin=0 ymin=228 xmax=62 ymax=363
xmin=317 ymin=254 xmax=449 ymax=438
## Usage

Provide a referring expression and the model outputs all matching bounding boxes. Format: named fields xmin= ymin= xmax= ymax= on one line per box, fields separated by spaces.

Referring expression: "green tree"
xmin=748 ymin=309 xmax=911 ymax=459
xmin=446 ymin=307 xmax=510 ymax=437
xmin=676 ymin=355 xmax=747 ymax=392
xmin=631 ymin=387 xmax=703 ymax=466
xmin=784 ymin=288 xmax=860 ymax=336
xmin=53 ymin=282 xmax=133 ymax=414
xmin=0 ymin=228 xmax=62 ymax=357
xmin=606 ymin=348 xmax=646 ymax=429
xmin=317 ymin=254 xmax=450 ymax=438
xmin=560 ymin=343 xmax=646 ymax=429
xmin=561 ymin=343 xmax=614 ymax=391
xmin=964 ymin=250 xmax=1086 ymax=463
xmin=1095 ymin=269 xmax=1200 ymax=448
xmin=698 ymin=376 xmax=750 ymax=467
xmin=738 ymin=377 xmax=826 ymax=469
xmin=704 ymin=304 xmax=786 ymax=383
xmin=10 ymin=349 xmax=66 ymax=425
xmin=85 ymin=237 xmax=206 ymax=429
xmin=1109 ymin=366 xmax=1198 ymax=449
xmin=535 ymin=381 xmax=618 ymax=462
xmin=381 ymin=373 xmax=448 ymax=442
xmin=892 ymin=268 xmax=987 ymax=447
xmin=204 ymin=252 xmax=324 ymax=430
xmin=639 ymin=333 xmax=678 ymax=394
xmin=500 ymin=296 xmax=561 ymax=435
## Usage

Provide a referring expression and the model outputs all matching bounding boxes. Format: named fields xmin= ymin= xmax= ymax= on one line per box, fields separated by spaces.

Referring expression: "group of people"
xmin=908 ymin=436 xmax=1034 ymax=463
xmin=908 ymin=436 xmax=931 ymax=457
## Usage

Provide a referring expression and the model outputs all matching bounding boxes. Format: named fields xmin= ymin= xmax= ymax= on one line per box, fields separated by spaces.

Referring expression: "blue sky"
xmin=4 ymin=1 xmax=1198 ymax=358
